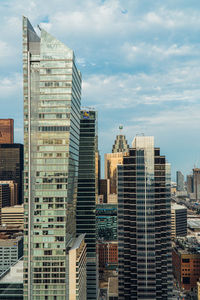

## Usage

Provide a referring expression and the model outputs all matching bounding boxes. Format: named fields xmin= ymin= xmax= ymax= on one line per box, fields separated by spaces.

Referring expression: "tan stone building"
xmin=69 ymin=234 xmax=87 ymax=300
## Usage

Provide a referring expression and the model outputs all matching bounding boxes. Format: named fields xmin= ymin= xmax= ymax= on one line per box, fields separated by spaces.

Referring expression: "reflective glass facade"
xmin=76 ymin=110 xmax=98 ymax=300
xmin=118 ymin=136 xmax=173 ymax=300
xmin=23 ymin=17 xmax=81 ymax=299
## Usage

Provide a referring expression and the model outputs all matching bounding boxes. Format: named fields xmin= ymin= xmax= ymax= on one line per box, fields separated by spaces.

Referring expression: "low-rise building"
xmin=1 ymin=205 xmax=23 ymax=227
xmin=0 ymin=259 xmax=23 ymax=299
xmin=172 ymin=237 xmax=200 ymax=291
xmin=0 ymin=236 xmax=23 ymax=276
xmin=98 ymin=242 xmax=118 ymax=269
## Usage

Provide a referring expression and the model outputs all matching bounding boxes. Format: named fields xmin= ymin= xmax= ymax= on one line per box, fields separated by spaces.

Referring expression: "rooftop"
xmin=171 ymin=204 xmax=187 ymax=210
xmin=0 ymin=260 xmax=23 ymax=283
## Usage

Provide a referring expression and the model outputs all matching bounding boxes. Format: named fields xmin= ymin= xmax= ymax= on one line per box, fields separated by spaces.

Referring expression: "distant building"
xmin=0 ymin=144 xmax=23 ymax=204
xmin=98 ymin=242 xmax=118 ymax=269
xmin=96 ymin=204 xmax=117 ymax=241
xmin=105 ymin=153 xmax=124 ymax=195
xmin=0 ymin=183 xmax=10 ymax=209
xmin=69 ymin=234 xmax=87 ymax=300
xmin=0 ymin=181 xmax=18 ymax=206
xmin=0 ymin=259 xmax=23 ymax=299
xmin=99 ymin=179 xmax=110 ymax=203
xmin=105 ymin=132 xmax=129 ymax=195
xmin=193 ymin=168 xmax=200 ymax=201
xmin=171 ymin=204 xmax=187 ymax=237
xmin=176 ymin=171 xmax=184 ymax=191
xmin=187 ymin=175 xmax=193 ymax=194
xmin=112 ymin=133 xmax=129 ymax=153
xmin=0 ymin=236 xmax=23 ymax=276
xmin=0 ymin=119 xmax=14 ymax=144
xmin=1 ymin=205 xmax=23 ymax=227
xmin=172 ymin=237 xmax=200 ymax=291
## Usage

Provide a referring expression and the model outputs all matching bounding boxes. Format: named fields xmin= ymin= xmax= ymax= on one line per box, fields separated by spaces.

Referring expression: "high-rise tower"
xmin=118 ymin=136 xmax=173 ymax=300
xmin=23 ymin=17 xmax=82 ymax=299
xmin=76 ymin=109 xmax=98 ymax=299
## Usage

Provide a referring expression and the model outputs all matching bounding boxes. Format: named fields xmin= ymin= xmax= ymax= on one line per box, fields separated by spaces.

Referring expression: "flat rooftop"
xmin=0 ymin=260 xmax=23 ymax=283
xmin=171 ymin=204 xmax=187 ymax=210
xmin=188 ymin=219 xmax=200 ymax=229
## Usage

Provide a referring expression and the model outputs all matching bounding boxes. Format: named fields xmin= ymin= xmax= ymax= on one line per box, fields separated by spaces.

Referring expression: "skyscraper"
xmin=23 ymin=17 xmax=82 ymax=299
xmin=193 ymin=168 xmax=200 ymax=201
xmin=118 ymin=136 xmax=173 ymax=300
xmin=76 ymin=109 xmax=98 ymax=299
xmin=176 ymin=171 xmax=184 ymax=191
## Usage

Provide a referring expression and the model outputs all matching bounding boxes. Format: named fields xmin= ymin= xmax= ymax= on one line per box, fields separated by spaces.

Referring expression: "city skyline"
xmin=1 ymin=0 xmax=200 ymax=179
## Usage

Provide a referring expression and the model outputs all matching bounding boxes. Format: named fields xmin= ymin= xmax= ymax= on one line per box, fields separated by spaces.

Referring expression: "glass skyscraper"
xmin=118 ymin=136 xmax=173 ymax=300
xmin=76 ymin=110 xmax=98 ymax=300
xmin=23 ymin=17 xmax=81 ymax=299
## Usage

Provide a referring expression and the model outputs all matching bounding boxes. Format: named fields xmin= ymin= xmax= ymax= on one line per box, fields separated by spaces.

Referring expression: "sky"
xmin=0 ymin=0 xmax=200 ymax=180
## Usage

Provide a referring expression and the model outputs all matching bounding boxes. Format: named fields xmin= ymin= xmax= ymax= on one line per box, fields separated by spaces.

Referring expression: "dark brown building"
xmin=98 ymin=242 xmax=118 ymax=268
xmin=0 ymin=144 xmax=23 ymax=204
xmin=0 ymin=119 xmax=14 ymax=144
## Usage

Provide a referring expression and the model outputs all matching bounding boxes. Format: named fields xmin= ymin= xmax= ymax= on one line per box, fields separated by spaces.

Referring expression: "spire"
xmin=112 ymin=126 xmax=129 ymax=153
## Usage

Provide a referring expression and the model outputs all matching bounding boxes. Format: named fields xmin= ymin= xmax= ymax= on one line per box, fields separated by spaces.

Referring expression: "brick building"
xmin=172 ymin=238 xmax=200 ymax=291
xmin=98 ymin=242 xmax=118 ymax=269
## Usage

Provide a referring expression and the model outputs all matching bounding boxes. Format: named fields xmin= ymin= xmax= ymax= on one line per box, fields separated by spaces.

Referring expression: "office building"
xmin=171 ymin=204 xmax=187 ymax=238
xmin=176 ymin=171 xmax=184 ymax=191
xmin=193 ymin=168 xmax=200 ymax=201
xmin=0 ymin=259 xmax=23 ymax=299
xmin=98 ymin=242 xmax=118 ymax=269
xmin=0 ymin=144 xmax=23 ymax=204
xmin=0 ymin=183 xmax=10 ymax=210
xmin=96 ymin=204 xmax=117 ymax=241
xmin=1 ymin=205 xmax=24 ymax=227
xmin=0 ymin=181 xmax=18 ymax=206
xmin=23 ymin=17 xmax=81 ymax=299
xmin=105 ymin=132 xmax=129 ymax=195
xmin=118 ymin=136 xmax=173 ymax=299
xmin=172 ymin=237 xmax=200 ymax=291
xmin=0 ymin=119 xmax=14 ymax=144
xmin=76 ymin=109 xmax=98 ymax=299
xmin=69 ymin=234 xmax=87 ymax=300
xmin=99 ymin=179 xmax=110 ymax=203
xmin=0 ymin=236 xmax=23 ymax=276
xmin=187 ymin=175 xmax=193 ymax=194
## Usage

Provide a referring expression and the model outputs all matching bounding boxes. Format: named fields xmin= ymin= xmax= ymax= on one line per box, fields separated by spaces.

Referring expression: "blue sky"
xmin=1 ymin=0 xmax=200 ymax=180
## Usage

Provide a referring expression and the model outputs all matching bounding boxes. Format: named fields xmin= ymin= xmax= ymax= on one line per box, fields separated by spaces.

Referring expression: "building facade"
xmin=172 ymin=238 xmax=200 ymax=291
xmin=0 ymin=119 xmax=14 ymax=144
xmin=176 ymin=171 xmax=184 ymax=192
xmin=0 ymin=144 xmax=23 ymax=204
xmin=0 ymin=236 xmax=23 ymax=276
xmin=69 ymin=234 xmax=87 ymax=300
xmin=171 ymin=204 xmax=187 ymax=238
xmin=118 ymin=136 xmax=173 ymax=300
xmin=23 ymin=17 xmax=81 ymax=299
xmin=193 ymin=168 xmax=200 ymax=201
xmin=76 ymin=109 xmax=98 ymax=299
